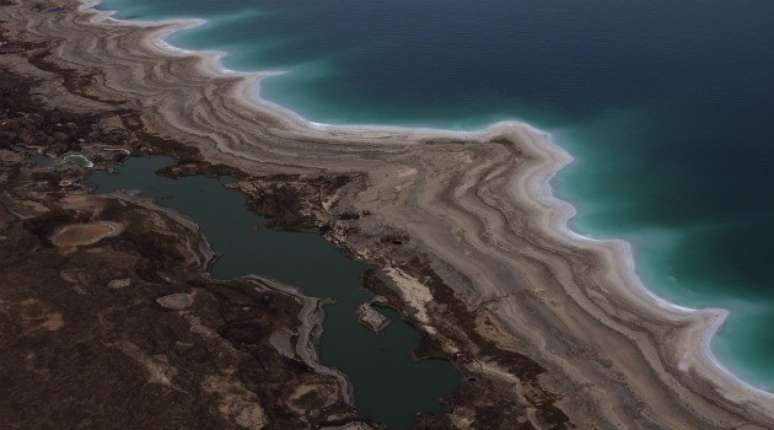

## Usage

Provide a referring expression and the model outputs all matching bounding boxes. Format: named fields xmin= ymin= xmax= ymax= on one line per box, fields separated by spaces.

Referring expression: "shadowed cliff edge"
xmin=1 ymin=0 xmax=773 ymax=429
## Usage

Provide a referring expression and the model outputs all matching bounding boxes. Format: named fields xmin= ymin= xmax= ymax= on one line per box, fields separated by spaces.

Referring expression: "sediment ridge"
xmin=2 ymin=0 xmax=774 ymax=428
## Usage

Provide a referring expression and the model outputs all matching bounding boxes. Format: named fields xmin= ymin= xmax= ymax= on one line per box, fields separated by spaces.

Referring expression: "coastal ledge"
xmin=1 ymin=0 xmax=773 ymax=428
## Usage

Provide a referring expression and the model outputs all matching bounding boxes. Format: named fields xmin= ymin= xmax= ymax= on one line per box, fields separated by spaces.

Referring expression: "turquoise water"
xmin=90 ymin=157 xmax=459 ymax=429
xmin=97 ymin=0 xmax=774 ymax=389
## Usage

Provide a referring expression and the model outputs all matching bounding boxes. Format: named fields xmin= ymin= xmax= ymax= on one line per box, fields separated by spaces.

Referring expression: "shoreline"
xmin=6 ymin=0 xmax=774 ymax=426
xmin=86 ymin=0 xmax=770 ymax=401
xmin=516 ymin=130 xmax=771 ymax=397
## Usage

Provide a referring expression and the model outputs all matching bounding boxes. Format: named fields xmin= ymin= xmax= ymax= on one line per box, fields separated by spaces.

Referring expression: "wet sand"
xmin=2 ymin=0 xmax=774 ymax=427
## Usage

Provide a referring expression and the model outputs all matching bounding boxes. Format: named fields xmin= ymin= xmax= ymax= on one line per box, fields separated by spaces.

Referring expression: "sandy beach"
xmin=2 ymin=0 xmax=774 ymax=427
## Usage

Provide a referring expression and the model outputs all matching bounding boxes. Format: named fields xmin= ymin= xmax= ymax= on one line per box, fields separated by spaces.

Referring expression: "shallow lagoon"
xmin=90 ymin=156 xmax=459 ymax=429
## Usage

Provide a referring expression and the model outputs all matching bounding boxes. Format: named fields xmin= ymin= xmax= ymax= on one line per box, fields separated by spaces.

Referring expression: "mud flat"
xmin=49 ymin=220 xmax=123 ymax=247
xmin=1 ymin=0 xmax=774 ymax=429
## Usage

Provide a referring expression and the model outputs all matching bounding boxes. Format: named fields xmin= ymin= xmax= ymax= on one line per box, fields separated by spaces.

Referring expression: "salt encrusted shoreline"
xmin=86 ymin=0 xmax=772 ymax=406
xmin=5 ymin=0 xmax=774 ymax=427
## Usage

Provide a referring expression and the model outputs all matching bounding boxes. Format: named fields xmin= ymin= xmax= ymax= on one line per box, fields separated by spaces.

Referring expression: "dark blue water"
xmin=97 ymin=0 xmax=774 ymax=389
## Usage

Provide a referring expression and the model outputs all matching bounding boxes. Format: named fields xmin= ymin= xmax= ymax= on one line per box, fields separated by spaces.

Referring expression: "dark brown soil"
xmin=0 ymin=61 xmax=366 ymax=429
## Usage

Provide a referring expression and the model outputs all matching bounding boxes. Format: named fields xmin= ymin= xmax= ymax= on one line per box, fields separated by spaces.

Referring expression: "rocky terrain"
xmin=0 ymin=65 xmax=370 ymax=429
